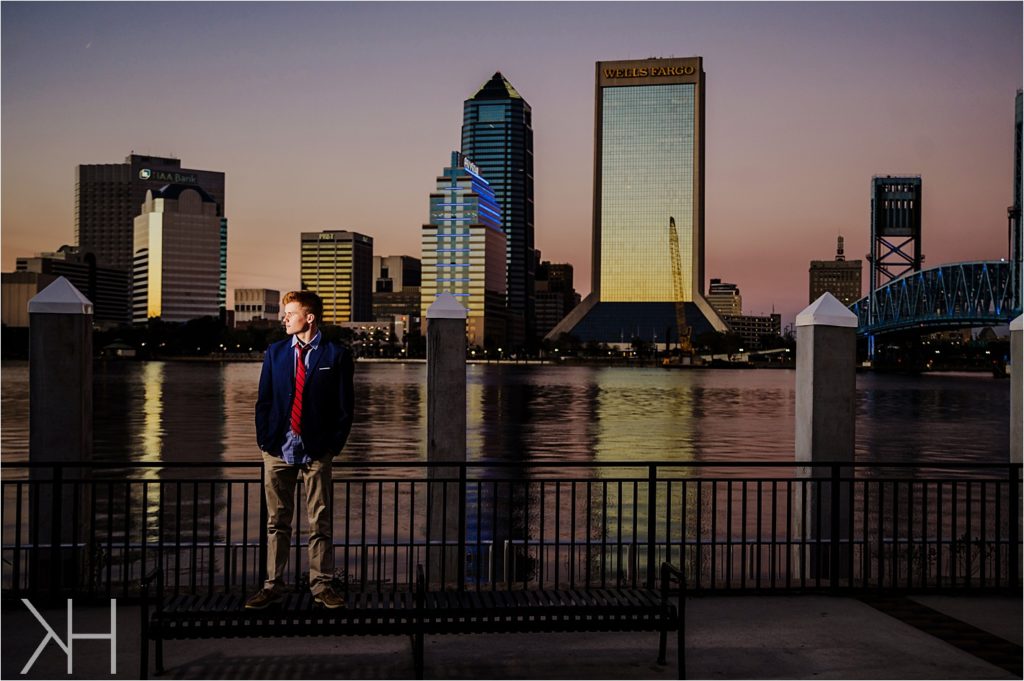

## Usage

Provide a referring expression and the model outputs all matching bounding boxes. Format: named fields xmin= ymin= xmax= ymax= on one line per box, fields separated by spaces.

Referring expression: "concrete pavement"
xmin=1 ymin=594 xmax=1019 ymax=680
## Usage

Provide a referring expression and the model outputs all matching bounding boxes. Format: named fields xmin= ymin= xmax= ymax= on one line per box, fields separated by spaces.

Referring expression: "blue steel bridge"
xmin=852 ymin=260 xmax=1021 ymax=336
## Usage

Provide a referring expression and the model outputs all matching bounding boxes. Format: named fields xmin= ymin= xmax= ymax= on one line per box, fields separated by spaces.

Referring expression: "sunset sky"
xmin=2 ymin=2 xmax=1021 ymax=326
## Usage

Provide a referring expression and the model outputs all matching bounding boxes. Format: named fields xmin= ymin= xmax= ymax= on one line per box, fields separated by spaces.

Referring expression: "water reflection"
xmin=141 ymin=362 xmax=164 ymax=463
xmin=0 ymin=361 xmax=1009 ymax=465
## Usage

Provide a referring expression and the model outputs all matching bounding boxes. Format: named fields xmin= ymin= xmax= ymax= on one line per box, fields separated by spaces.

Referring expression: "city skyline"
xmin=2 ymin=2 xmax=1021 ymax=325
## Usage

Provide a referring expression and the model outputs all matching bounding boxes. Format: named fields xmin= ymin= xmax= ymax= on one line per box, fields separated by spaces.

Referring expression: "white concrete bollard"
xmin=794 ymin=293 xmax=857 ymax=584
xmin=426 ymin=293 xmax=467 ymax=586
xmin=28 ymin=277 xmax=94 ymax=592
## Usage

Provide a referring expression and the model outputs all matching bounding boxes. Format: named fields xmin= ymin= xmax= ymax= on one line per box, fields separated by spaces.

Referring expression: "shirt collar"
xmin=291 ymin=330 xmax=322 ymax=352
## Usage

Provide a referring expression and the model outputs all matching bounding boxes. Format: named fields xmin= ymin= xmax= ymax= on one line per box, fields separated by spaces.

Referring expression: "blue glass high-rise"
xmin=462 ymin=72 xmax=535 ymax=349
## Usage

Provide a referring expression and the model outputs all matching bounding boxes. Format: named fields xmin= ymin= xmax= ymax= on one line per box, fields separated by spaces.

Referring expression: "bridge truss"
xmin=852 ymin=260 xmax=1020 ymax=336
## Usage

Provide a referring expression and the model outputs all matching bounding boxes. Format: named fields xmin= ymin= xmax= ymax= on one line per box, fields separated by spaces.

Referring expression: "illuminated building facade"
xmin=1011 ymin=90 xmax=1022 ymax=309
xmin=15 ymin=246 xmax=130 ymax=327
xmin=707 ymin=278 xmax=742 ymax=316
xmin=76 ymin=154 xmax=226 ymax=309
xmin=421 ymin=151 xmax=507 ymax=349
xmin=373 ymin=255 xmax=421 ymax=330
xmin=132 ymin=185 xmax=222 ymax=323
xmin=809 ymin=236 xmax=862 ymax=306
xmin=462 ymin=72 xmax=534 ymax=348
xmin=722 ymin=313 xmax=782 ymax=351
xmin=535 ymin=260 xmax=578 ymax=339
xmin=300 ymin=230 xmax=374 ymax=324
xmin=547 ymin=57 xmax=726 ymax=345
xmin=233 ymin=288 xmax=280 ymax=327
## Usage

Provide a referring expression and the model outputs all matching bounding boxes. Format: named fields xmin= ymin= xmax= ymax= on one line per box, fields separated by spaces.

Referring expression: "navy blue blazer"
xmin=255 ymin=337 xmax=355 ymax=460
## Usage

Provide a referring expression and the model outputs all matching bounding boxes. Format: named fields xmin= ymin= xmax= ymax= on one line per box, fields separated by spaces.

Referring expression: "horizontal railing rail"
xmin=2 ymin=460 xmax=1019 ymax=598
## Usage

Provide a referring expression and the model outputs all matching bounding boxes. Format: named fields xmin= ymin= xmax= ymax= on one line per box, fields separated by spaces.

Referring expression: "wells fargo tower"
xmin=547 ymin=57 xmax=726 ymax=345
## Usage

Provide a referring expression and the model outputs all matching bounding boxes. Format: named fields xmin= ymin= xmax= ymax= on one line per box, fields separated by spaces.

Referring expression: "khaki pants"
xmin=262 ymin=453 xmax=334 ymax=595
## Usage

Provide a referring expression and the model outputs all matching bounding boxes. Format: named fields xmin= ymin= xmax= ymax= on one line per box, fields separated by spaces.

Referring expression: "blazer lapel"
xmin=306 ymin=342 xmax=326 ymax=378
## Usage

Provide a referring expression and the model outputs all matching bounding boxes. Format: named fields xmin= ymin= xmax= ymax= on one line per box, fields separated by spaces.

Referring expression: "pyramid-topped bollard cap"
xmin=796 ymin=293 xmax=857 ymax=328
xmin=28 ymin=276 xmax=93 ymax=315
xmin=427 ymin=292 xmax=467 ymax=320
xmin=1011 ymin=314 xmax=1023 ymax=331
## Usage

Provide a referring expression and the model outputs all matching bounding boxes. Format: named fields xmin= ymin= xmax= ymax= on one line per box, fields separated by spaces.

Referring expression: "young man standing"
xmin=247 ymin=290 xmax=354 ymax=609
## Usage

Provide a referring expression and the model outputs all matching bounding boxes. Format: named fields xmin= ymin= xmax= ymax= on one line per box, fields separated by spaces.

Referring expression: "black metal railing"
xmin=2 ymin=460 xmax=1019 ymax=598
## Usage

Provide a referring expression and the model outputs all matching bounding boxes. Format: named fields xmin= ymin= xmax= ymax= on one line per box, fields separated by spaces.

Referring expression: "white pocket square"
xmin=318 ymin=367 xmax=331 ymax=371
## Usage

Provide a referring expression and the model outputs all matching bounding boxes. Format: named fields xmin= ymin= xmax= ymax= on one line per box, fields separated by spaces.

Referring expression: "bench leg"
xmin=140 ymin=637 xmax=149 ymax=680
xmin=411 ymin=630 xmax=423 ymax=679
xmin=658 ymin=626 xmax=667 ymax=665
xmin=155 ymin=637 xmax=165 ymax=676
xmin=677 ymin=621 xmax=685 ymax=680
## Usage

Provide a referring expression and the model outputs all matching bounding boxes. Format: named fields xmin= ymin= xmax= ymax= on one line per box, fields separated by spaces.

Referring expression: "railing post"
xmin=830 ymin=464 xmax=841 ymax=594
xmin=1010 ymin=315 xmax=1021 ymax=468
xmin=458 ymin=464 xmax=467 ymax=588
xmin=647 ymin=465 xmax=658 ymax=589
xmin=1010 ymin=466 xmax=1020 ymax=586
xmin=1011 ymin=315 xmax=1022 ymax=585
xmin=258 ymin=463 xmax=268 ymax=585
xmin=51 ymin=465 xmax=63 ymax=593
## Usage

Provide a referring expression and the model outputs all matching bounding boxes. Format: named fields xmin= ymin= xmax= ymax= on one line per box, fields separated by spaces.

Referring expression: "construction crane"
xmin=668 ymin=217 xmax=692 ymax=355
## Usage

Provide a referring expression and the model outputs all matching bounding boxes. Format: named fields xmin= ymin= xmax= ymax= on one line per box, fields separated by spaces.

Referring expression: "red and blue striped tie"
xmin=290 ymin=343 xmax=310 ymax=435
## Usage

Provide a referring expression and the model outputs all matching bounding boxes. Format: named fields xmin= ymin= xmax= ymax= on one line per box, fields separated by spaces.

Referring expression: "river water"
xmin=0 ymin=360 xmax=1010 ymax=467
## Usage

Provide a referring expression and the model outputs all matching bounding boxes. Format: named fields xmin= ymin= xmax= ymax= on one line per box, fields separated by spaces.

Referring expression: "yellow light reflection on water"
xmin=141 ymin=361 xmax=164 ymax=463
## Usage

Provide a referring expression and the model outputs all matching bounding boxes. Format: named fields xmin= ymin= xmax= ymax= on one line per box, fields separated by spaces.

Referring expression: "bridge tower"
xmin=867 ymin=176 xmax=923 ymax=357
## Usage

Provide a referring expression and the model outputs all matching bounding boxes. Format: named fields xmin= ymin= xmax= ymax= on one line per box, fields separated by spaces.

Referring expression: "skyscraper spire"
xmin=462 ymin=71 xmax=535 ymax=349
xmin=468 ymin=72 xmax=523 ymax=101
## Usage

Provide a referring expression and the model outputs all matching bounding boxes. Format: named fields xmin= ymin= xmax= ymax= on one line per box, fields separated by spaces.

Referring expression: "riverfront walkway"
xmin=3 ymin=594 xmax=1019 ymax=679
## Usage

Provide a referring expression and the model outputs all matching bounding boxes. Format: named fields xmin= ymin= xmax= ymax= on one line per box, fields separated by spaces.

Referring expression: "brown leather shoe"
xmin=313 ymin=586 xmax=346 ymax=609
xmin=244 ymin=588 xmax=283 ymax=610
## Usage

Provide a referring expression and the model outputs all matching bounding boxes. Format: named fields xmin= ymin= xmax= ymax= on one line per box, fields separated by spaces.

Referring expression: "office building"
xmin=462 ymin=72 xmax=535 ymax=348
xmin=1 ymin=271 xmax=58 ymax=328
xmin=15 ymin=246 xmax=130 ymax=327
xmin=421 ymin=152 xmax=507 ymax=349
xmin=300 ymin=230 xmax=374 ymax=324
xmin=706 ymin=278 xmax=742 ymax=316
xmin=233 ymin=288 xmax=280 ymax=327
xmin=132 ymin=186 xmax=222 ymax=323
xmin=373 ymin=255 xmax=421 ymax=329
xmin=809 ymin=236 xmax=862 ymax=306
xmin=374 ymin=256 xmax=421 ymax=293
xmin=76 ymin=154 xmax=225 ymax=285
xmin=547 ymin=57 xmax=727 ymax=346
xmin=535 ymin=260 xmax=578 ymax=339
xmin=722 ymin=313 xmax=782 ymax=351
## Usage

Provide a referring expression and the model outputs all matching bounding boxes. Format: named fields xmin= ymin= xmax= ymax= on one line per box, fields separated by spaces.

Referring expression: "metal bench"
xmin=140 ymin=562 xmax=685 ymax=679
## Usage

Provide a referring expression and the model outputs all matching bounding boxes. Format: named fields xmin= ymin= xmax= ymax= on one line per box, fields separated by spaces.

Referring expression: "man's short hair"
xmin=282 ymin=291 xmax=324 ymax=321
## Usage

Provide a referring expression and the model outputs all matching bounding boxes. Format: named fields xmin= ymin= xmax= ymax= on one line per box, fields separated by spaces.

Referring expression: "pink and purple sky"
xmin=2 ymin=2 xmax=1021 ymax=325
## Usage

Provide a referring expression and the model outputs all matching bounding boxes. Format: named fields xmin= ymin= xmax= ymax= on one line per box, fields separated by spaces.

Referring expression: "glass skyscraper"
xmin=461 ymin=72 xmax=534 ymax=349
xmin=421 ymin=151 xmax=507 ymax=349
xmin=548 ymin=57 xmax=726 ymax=345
